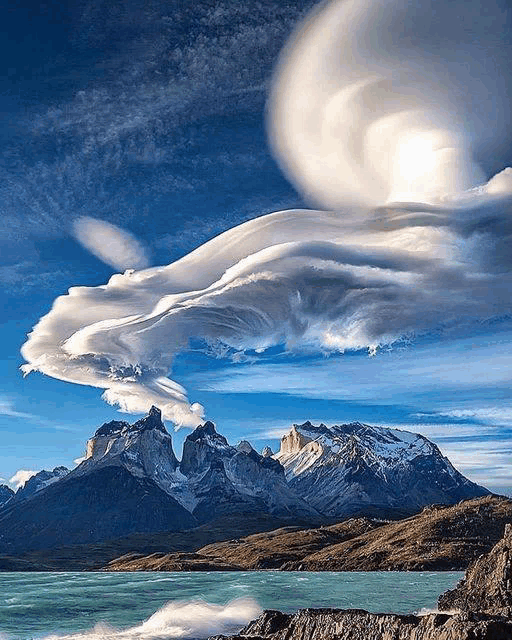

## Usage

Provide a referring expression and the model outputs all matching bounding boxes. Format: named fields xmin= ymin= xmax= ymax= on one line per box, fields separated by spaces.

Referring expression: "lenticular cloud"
xmin=21 ymin=0 xmax=512 ymax=425
xmin=269 ymin=0 xmax=512 ymax=209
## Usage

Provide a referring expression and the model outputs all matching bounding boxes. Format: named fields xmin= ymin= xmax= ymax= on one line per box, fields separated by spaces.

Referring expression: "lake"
xmin=0 ymin=571 xmax=463 ymax=639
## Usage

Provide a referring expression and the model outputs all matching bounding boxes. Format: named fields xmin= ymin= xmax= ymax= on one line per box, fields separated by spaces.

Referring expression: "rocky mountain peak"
xmin=278 ymin=425 xmax=314 ymax=455
xmin=94 ymin=419 xmax=130 ymax=438
xmin=82 ymin=408 xmax=179 ymax=493
xmin=130 ymin=405 xmax=166 ymax=433
xmin=0 ymin=484 xmax=14 ymax=507
xmin=93 ymin=407 xmax=167 ymax=441
xmin=180 ymin=421 xmax=233 ymax=476
xmin=261 ymin=446 xmax=273 ymax=458
xmin=14 ymin=466 xmax=70 ymax=502
xmin=186 ymin=420 xmax=224 ymax=442
xmin=276 ymin=420 xmax=489 ymax=518
xmin=237 ymin=440 xmax=254 ymax=454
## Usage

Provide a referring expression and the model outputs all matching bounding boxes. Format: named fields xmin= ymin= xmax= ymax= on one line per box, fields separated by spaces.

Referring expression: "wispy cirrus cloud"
xmin=0 ymin=396 xmax=76 ymax=433
xmin=0 ymin=0 xmax=309 ymax=250
xmin=434 ymin=407 xmax=512 ymax=426
xmin=0 ymin=398 xmax=37 ymax=420
xmin=189 ymin=334 xmax=512 ymax=406
xmin=0 ymin=262 xmax=71 ymax=296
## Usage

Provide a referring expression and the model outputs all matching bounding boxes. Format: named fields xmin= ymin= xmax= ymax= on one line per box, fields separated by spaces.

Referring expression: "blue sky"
xmin=1 ymin=0 xmax=512 ymax=495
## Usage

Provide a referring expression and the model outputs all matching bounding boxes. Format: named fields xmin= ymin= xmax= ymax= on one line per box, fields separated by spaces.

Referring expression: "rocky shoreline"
xmin=209 ymin=524 xmax=512 ymax=640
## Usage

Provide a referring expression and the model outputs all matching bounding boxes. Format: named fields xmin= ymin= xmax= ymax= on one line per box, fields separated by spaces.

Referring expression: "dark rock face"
xmin=189 ymin=459 xmax=268 ymax=523
xmin=14 ymin=467 xmax=69 ymax=501
xmin=0 ymin=485 xmax=14 ymax=507
xmin=212 ymin=525 xmax=512 ymax=640
xmin=180 ymin=422 xmax=232 ymax=477
xmin=0 ymin=466 xmax=196 ymax=554
xmin=80 ymin=405 xmax=180 ymax=495
xmin=439 ymin=522 xmax=512 ymax=615
xmin=94 ymin=419 xmax=131 ymax=437
xmin=213 ymin=609 xmax=512 ymax=640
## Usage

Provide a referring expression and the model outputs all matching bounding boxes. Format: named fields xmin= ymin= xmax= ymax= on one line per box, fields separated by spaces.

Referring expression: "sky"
xmin=2 ymin=0 xmax=512 ymax=495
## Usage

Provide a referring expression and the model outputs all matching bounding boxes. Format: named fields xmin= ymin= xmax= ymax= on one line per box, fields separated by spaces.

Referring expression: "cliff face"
xmin=211 ymin=523 xmax=512 ymax=640
xmin=0 ymin=485 xmax=14 ymax=507
xmin=81 ymin=406 xmax=180 ymax=495
xmin=439 ymin=522 xmax=512 ymax=615
xmin=179 ymin=422 xmax=321 ymax=522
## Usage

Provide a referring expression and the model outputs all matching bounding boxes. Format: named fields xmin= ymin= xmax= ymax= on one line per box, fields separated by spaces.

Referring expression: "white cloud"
xmin=0 ymin=398 xmax=36 ymax=420
xmin=18 ymin=0 xmax=512 ymax=430
xmin=73 ymin=217 xmax=150 ymax=271
xmin=435 ymin=407 xmax=512 ymax=426
xmin=9 ymin=470 xmax=38 ymax=490
xmin=20 ymin=202 xmax=512 ymax=427
xmin=269 ymin=0 xmax=511 ymax=210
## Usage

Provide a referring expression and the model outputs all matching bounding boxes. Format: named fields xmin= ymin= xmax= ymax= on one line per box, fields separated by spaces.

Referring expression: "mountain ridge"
xmin=0 ymin=407 xmax=490 ymax=555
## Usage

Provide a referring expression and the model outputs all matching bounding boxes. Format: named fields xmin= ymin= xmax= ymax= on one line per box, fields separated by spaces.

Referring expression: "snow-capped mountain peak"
xmin=275 ymin=421 xmax=489 ymax=518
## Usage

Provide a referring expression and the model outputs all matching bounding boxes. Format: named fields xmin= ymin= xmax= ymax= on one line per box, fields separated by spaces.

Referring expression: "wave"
xmin=41 ymin=597 xmax=261 ymax=640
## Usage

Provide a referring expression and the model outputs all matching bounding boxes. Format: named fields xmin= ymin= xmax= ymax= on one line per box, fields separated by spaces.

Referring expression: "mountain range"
xmin=0 ymin=407 xmax=489 ymax=555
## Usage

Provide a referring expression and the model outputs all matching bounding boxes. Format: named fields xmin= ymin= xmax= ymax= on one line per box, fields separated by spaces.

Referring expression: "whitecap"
xmin=42 ymin=597 xmax=261 ymax=640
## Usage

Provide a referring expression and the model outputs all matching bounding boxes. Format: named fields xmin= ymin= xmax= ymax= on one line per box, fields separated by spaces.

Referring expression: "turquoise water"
xmin=0 ymin=571 xmax=462 ymax=639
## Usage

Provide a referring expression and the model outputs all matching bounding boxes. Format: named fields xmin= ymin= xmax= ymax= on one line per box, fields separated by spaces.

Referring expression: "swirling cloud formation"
xmin=269 ymin=0 xmax=512 ymax=209
xmin=21 ymin=0 xmax=512 ymax=425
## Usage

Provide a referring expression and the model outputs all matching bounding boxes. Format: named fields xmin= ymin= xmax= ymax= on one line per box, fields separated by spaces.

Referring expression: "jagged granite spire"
xmin=130 ymin=405 xmax=166 ymax=432
xmin=179 ymin=420 xmax=321 ymax=522
xmin=83 ymin=406 xmax=179 ymax=492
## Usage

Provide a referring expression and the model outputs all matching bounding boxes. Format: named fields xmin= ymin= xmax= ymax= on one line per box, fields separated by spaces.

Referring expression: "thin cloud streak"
xmin=0 ymin=398 xmax=36 ymax=420
xmin=191 ymin=336 xmax=512 ymax=405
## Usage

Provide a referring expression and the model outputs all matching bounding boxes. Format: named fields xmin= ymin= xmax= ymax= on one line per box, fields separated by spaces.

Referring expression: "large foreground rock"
xmin=212 ymin=609 xmax=512 ymax=640
xmin=212 ymin=519 xmax=512 ymax=640
xmin=439 ymin=522 xmax=512 ymax=615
